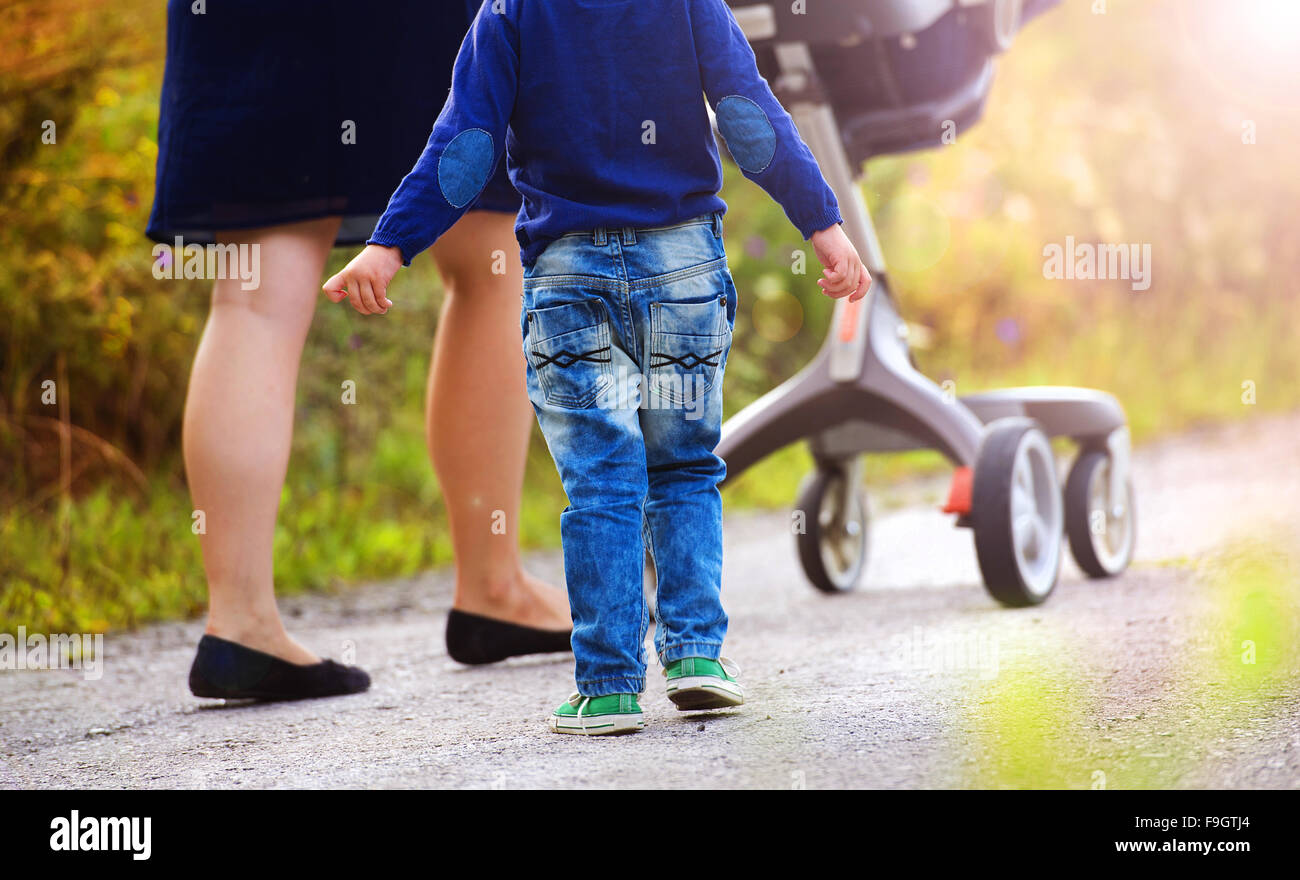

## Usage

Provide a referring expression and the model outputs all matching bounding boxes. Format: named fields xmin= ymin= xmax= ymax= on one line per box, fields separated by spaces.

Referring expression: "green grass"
xmin=0 ymin=470 xmax=567 ymax=636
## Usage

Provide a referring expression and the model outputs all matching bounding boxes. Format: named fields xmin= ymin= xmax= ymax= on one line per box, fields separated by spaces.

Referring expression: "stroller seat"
xmin=731 ymin=0 xmax=1060 ymax=165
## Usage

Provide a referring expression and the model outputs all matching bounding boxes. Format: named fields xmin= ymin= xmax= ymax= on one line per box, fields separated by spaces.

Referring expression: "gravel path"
xmin=3 ymin=413 xmax=1298 ymax=789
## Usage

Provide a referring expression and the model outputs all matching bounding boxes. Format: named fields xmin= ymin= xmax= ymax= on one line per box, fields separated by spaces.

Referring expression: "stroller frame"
xmin=717 ymin=5 xmax=1136 ymax=606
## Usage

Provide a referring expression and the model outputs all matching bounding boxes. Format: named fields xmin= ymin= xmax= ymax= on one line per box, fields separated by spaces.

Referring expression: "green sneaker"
xmin=663 ymin=657 xmax=744 ymax=710
xmin=549 ymin=693 xmax=645 ymax=735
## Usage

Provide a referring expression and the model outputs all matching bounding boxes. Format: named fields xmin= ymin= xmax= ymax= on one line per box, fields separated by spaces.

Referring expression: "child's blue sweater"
xmin=368 ymin=0 xmax=842 ymax=266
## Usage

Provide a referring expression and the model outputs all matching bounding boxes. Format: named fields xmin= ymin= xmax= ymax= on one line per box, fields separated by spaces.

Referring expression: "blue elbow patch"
xmin=716 ymin=96 xmax=776 ymax=174
xmin=438 ymin=128 xmax=495 ymax=208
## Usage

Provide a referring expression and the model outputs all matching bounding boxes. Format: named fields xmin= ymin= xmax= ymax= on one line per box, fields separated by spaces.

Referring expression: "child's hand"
xmin=811 ymin=224 xmax=871 ymax=302
xmin=323 ymin=244 xmax=403 ymax=315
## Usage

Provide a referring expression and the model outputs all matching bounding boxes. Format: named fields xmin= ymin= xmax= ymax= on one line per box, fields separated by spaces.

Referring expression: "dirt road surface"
xmin=3 ymin=413 xmax=1298 ymax=789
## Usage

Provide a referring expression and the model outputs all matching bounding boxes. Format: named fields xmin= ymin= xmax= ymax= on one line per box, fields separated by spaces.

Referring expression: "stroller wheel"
xmin=795 ymin=465 xmax=869 ymax=593
xmin=1065 ymin=451 xmax=1136 ymax=579
xmin=972 ymin=419 xmax=1064 ymax=607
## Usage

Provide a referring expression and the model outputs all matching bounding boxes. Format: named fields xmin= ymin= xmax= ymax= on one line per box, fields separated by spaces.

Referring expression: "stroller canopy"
xmin=730 ymin=0 xmax=1061 ymax=163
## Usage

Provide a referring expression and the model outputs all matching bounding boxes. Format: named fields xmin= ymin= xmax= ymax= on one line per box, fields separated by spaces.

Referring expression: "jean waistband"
xmin=560 ymin=212 xmax=723 ymax=246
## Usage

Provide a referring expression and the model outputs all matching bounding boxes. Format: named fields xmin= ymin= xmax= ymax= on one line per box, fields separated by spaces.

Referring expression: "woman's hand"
xmin=323 ymin=244 xmax=404 ymax=315
xmin=810 ymin=224 xmax=871 ymax=302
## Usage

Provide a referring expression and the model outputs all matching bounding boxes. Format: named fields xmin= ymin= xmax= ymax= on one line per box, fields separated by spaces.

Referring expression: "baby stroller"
xmin=718 ymin=0 xmax=1136 ymax=606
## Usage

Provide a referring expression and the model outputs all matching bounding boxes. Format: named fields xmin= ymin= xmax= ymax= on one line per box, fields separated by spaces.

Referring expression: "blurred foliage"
xmin=2 ymin=0 xmax=1297 ymax=633
xmin=861 ymin=0 xmax=1300 ymax=439
xmin=962 ymin=541 xmax=1299 ymax=789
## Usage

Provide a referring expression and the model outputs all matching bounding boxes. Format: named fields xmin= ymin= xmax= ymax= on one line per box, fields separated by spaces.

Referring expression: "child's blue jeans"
xmin=521 ymin=213 xmax=737 ymax=697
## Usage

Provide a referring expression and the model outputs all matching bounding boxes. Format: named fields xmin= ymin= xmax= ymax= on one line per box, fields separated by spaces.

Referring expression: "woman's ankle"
xmin=203 ymin=613 xmax=320 ymax=665
xmin=458 ymin=568 xmax=522 ymax=605
xmin=452 ymin=569 xmax=570 ymax=629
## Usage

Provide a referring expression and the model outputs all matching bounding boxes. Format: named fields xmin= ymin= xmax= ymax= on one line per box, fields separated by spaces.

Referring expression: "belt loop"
xmin=622 ymin=226 xmax=636 ymax=245
xmin=594 ymin=226 xmax=607 ymax=246
xmin=711 ymin=212 xmax=723 ymax=239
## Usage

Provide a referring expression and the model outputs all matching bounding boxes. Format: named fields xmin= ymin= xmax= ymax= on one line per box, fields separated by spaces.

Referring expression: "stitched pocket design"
xmin=526 ymin=299 xmax=614 ymax=409
xmin=649 ymin=294 xmax=729 ymax=405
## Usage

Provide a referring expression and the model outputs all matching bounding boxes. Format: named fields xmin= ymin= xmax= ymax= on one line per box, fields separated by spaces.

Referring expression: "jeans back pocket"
xmin=649 ymin=294 xmax=730 ymax=406
xmin=526 ymin=299 xmax=614 ymax=409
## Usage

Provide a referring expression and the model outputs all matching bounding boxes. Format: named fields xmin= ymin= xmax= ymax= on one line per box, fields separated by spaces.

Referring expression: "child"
xmin=325 ymin=0 xmax=870 ymax=735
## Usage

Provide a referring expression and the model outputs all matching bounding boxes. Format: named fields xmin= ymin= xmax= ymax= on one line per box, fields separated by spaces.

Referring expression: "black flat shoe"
xmin=445 ymin=609 xmax=572 ymax=666
xmin=188 ymin=634 xmax=371 ymax=702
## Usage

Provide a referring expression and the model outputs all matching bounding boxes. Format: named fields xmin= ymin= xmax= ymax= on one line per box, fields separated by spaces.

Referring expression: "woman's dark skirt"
xmin=147 ymin=0 xmax=518 ymax=246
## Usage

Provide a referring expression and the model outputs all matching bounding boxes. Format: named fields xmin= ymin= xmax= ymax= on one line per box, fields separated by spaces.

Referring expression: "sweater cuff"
xmin=797 ymin=208 xmax=845 ymax=241
xmin=366 ymin=231 xmax=418 ymax=267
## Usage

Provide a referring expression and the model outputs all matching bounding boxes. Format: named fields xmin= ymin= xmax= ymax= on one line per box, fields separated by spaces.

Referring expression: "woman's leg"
xmin=428 ymin=211 xmax=571 ymax=631
xmin=183 ymin=216 xmax=341 ymax=665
